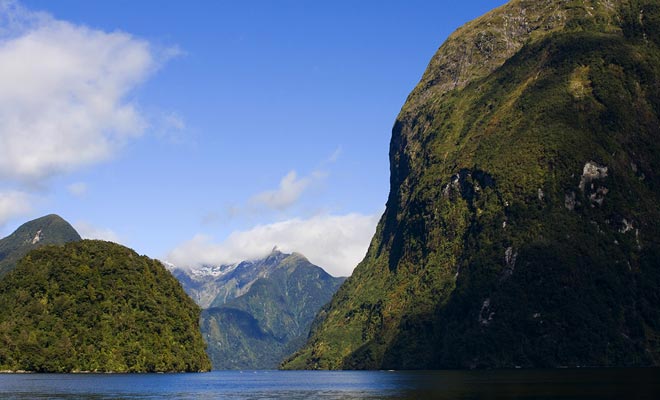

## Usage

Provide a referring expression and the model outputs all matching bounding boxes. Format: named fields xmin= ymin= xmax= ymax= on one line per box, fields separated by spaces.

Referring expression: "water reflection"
xmin=0 ymin=368 xmax=658 ymax=399
xmin=393 ymin=368 xmax=660 ymax=399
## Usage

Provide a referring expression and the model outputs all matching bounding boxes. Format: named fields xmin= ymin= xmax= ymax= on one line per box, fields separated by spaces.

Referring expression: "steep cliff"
xmin=283 ymin=0 xmax=660 ymax=369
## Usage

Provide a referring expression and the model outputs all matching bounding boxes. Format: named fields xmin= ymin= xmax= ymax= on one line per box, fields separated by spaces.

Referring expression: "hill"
xmin=0 ymin=240 xmax=211 ymax=372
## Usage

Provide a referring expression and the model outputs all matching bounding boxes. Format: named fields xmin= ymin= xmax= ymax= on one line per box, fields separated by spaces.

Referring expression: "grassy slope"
xmin=283 ymin=0 xmax=660 ymax=369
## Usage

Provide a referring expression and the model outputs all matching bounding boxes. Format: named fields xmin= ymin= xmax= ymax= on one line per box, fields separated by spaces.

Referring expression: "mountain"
xmin=0 ymin=214 xmax=81 ymax=277
xmin=283 ymin=0 xmax=660 ymax=370
xmin=0 ymin=240 xmax=211 ymax=372
xmin=170 ymin=249 xmax=290 ymax=309
xmin=172 ymin=250 xmax=345 ymax=369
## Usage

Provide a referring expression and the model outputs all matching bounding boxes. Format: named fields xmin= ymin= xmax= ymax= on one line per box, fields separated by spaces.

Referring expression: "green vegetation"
xmin=0 ymin=240 xmax=211 ymax=372
xmin=0 ymin=214 xmax=81 ymax=277
xmin=282 ymin=0 xmax=660 ymax=369
xmin=200 ymin=252 xmax=344 ymax=369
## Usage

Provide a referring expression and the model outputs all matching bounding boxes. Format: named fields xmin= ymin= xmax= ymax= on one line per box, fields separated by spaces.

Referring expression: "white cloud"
xmin=167 ymin=212 xmax=381 ymax=277
xmin=0 ymin=0 xmax=167 ymax=182
xmin=250 ymin=170 xmax=315 ymax=211
xmin=67 ymin=182 xmax=87 ymax=197
xmin=74 ymin=221 xmax=121 ymax=243
xmin=0 ymin=190 xmax=31 ymax=226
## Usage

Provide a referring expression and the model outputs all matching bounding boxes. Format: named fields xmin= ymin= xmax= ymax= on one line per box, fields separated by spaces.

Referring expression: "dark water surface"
xmin=1 ymin=368 xmax=659 ymax=399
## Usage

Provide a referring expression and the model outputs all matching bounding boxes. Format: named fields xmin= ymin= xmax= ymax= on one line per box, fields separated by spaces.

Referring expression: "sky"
xmin=0 ymin=0 xmax=508 ymax=277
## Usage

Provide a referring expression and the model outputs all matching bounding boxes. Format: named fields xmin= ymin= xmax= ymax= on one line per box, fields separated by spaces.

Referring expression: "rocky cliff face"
xmin=283 ymin=0 xmax=660 ymax=369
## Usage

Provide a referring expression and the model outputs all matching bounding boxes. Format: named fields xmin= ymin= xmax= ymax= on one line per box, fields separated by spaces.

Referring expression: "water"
xmin=0 ymin=369 xmax=659 ymax=399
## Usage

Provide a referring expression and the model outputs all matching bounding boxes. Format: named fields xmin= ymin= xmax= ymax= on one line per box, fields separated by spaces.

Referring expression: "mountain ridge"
xmin=169 ymin=249 xmax=344 ymax=309
xmin=173 ymin=250 xmax=345 ymax=370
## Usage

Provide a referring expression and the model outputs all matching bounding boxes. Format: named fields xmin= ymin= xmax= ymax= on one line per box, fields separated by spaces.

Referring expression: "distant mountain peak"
xmin=264 ymin=247 xmax=286 ymax=262
xmin=190 ymin=250 xmax=345 ymax=370
xmin=288 ymin=252 xmax=308 ymax=261
xmin=0 ymin=214 xmax=81 ymax=277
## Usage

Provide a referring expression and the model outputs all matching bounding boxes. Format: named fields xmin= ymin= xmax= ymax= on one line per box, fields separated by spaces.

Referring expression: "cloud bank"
xmin=0 ymin=0 xmax=162 ymax=183
xmin=167 ymin=213 xmax=381 ymax=277
xmin=0 ymin=0 xmax=175 ymax=228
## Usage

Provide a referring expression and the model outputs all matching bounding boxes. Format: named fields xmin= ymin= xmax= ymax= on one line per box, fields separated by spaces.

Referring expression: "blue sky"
xmin=0 ymin=0 xmax=507 ymax=276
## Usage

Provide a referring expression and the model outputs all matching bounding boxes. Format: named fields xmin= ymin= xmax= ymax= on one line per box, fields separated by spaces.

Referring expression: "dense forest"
xmin=0 ymin=240 xmax=211 ymax=372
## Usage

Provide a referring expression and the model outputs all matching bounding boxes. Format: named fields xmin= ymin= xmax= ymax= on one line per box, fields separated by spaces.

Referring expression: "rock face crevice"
xmin=283 ymin=0 xmax=660 ymax=370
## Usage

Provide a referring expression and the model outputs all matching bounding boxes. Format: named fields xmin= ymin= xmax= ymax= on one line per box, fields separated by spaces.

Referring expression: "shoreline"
xmin=0 ymin=369 xmax=210 ymax=374
xmin=0 ymin=370 xmax=33 ymax=374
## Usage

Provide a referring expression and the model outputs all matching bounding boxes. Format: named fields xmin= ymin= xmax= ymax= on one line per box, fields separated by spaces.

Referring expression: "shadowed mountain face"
xmin=0 ymin=214 xmax=81 ymax=278
xmin=172 ymin=250 xmax=345 ymax=370
xmin=283 ymin=0 xmax=660 ymax=370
